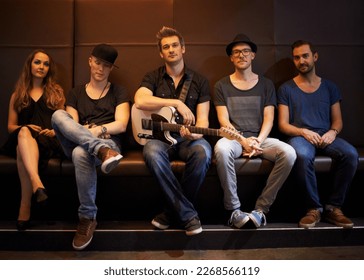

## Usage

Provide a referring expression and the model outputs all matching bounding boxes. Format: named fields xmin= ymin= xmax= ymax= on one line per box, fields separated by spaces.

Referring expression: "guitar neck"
xmin=134 ymin=105 xmax=243 ymax=144
xmin=160 ymin=122 xmax=220 ymax=136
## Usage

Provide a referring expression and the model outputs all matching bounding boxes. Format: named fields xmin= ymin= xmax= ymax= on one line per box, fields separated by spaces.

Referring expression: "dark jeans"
xmin=288 ymin=136 xmax=358 ymax=210
xmin=143 ymin=137 xmax=211 ymax=224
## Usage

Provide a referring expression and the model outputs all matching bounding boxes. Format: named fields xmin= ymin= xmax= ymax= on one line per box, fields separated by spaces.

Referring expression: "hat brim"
xmin=226 ymin=41 xmax=257 ymax=56
xmin=92 ymin=55 xmax=119 ymax=68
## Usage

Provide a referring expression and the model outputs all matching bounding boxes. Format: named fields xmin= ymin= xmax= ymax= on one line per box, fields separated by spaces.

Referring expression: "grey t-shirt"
xmin=213 ymin=76 xmax=276 ymax=137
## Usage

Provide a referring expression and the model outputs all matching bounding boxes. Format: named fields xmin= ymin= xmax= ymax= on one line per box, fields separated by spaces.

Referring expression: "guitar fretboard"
xmin=142 ymin=119 xmax=220 ymax=136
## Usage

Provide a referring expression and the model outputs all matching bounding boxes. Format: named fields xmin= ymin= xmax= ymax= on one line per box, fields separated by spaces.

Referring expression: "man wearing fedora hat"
xmin=212 ymin=34 xmax=296 ymax=229
xmin=52 ymin=43 xmax=130 ymax=250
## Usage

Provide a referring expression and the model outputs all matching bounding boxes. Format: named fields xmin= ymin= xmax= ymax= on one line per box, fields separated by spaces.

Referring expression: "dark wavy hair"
xmin=13 ymin=49 xmax=65 ymax=112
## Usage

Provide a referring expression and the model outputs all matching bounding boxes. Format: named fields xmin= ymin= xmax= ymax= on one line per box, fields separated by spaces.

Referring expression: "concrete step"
xmin=1 ymin=219 xmax=364 ymax=251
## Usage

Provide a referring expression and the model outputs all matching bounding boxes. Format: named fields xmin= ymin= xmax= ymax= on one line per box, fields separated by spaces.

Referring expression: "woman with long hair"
xmin=1 ymin=49 xmax=65 ymax=230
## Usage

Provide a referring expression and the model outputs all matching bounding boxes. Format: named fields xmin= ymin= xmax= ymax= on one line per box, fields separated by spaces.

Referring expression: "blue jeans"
xmin=214 ymin=137 xmax=296 ymax=213
xmin=51 ymin=110 xmax=121 ymax=219
xmin=143 ymin=137 xmax=211 ymax=224
xmin=288 ymin=136 xmax=358 ymax=210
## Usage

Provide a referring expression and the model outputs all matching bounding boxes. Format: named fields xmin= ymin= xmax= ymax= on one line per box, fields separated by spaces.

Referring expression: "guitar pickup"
xmin=141 ymin=119 xmax=152 ymax=130
xmin=137 ymin=133 xmax=154 ymax=139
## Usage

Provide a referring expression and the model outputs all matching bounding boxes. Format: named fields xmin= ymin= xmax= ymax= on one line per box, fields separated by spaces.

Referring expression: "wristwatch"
xmin=101 ymin=126 xmax=107 ymax=134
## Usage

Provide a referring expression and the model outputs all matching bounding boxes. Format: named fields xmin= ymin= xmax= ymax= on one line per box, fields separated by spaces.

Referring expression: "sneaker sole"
xmin=151 ymin=219 xmax=169 ymax=230
xmin=185 ymin=227 xmax=202 ymax=236
xmin=325 ymin=218 xmax=354 ymax=229
xmin=298 ymin=221 xmax=318 ymax=229
xmin=101 ymin=154 xmax=123 ymax=173
xmin=72 ymin=236 xmax=93 ymax=251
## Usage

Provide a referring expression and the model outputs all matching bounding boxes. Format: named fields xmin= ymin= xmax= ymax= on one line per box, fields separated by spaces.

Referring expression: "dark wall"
xmin=1 ymin=0 xmax=363 ymax=147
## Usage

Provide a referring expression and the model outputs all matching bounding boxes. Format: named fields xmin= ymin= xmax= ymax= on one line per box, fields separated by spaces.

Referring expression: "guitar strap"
xmin=178 ymin=71 xmax=194 ymax=103
xmin=173 ymin=71 xmax=194 ymax=126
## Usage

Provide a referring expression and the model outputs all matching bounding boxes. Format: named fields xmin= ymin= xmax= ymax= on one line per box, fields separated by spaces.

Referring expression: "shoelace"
xmin=260 ymin=212 xmax=267 ymax=226
xmin=331 ymin=208 xmax=344 ymax=217
xmin=231 ymin=210 xmax=240 ymax=219
xmin=253 ymin=210 xmax=267 ymax=226
xmin=307 ymin=209 xmax=320 ymax=220
xmin=229 ymin=210 xmax=242 ymax=224
xmin=77 ymin=220 xmax=93 ymax=236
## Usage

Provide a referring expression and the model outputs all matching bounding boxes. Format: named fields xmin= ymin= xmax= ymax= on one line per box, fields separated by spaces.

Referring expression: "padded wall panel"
xmin=0 ymin=0 xmax=74 ymax=146
xmin=174 ymin=0 xmax=274 ymax=45
xmin=274 ymin=0 xmax=364 ymax=146
xmin=0 ymin=0 xmax=74 ymax=46
xmin=173 ymin=0 xmax=276 ymax=85
xmin=312 ymin=46 xmax=364 ymax=146
xmin=274 ymin=0 xmax=364 ymax=45
xmin=73 ymin=0 xmax=174 ymax=92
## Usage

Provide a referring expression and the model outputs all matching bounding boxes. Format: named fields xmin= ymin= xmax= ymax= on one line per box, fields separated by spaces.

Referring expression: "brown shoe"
xmin=324 ymin=207 xmax=354 ymax=228
xmin=97 ymin=146 xmax=123 ymax=174
xmin=72 ymin=218 xmax=97 ymax=250
xmin=299 ymin=209 xmax=321 ymax=229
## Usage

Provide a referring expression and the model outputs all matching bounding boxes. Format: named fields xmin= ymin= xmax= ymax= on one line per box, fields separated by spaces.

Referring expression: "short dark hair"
xmin=291 ymin=40 xmax=317 ymax=54
xmin=156 ymin=26 xmax=185 ymax=51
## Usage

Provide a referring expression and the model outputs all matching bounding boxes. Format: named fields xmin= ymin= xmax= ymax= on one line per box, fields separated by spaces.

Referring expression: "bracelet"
xmin=98 ymin=125 xmax=107 ymax=139
xmin=101 ymin=125 xmax=107 ymax=134
xmin=330 ymin=128 xmax=339 ymax=135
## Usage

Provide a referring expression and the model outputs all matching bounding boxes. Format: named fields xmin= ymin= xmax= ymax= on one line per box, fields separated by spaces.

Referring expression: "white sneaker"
xmin=248 ymin=210 xmax=267 ymax=228
xmin=228 ymin=209 xmax=250 ymax=228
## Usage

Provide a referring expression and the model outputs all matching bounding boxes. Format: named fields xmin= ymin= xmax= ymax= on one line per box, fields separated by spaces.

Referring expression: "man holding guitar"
xmin=213 ymin=34 xmax=297 ymax=229
xmin=133 ymin=26 xmax=211 ymax=235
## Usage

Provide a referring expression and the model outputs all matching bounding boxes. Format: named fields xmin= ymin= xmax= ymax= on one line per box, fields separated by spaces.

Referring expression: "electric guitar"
xmin=131 ymin=105 xmax=242 ymax=145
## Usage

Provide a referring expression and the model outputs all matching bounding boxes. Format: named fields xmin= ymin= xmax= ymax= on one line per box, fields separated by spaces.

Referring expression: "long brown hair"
xmin=13 ymin=49 xmax=65 ymax=112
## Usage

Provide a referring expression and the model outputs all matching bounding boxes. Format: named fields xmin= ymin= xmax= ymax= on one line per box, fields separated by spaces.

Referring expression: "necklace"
xmin=84 ymin=82 xmax=109 ymax=126
xmin=85 ymin=81 xmax=109 ymax=100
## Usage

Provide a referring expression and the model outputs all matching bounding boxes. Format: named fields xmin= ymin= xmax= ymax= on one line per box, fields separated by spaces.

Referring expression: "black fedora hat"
xmin=226 ymin=34 xmax=257 ymax=56
xmin=91 ymin=44 xmax=119 ymax=68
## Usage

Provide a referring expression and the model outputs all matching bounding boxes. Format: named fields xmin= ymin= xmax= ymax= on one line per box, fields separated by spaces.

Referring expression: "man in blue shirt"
xmin=277 ymin=40 xmax=358 ymax=229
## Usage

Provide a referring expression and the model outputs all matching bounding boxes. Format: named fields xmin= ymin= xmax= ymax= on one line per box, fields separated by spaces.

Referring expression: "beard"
xmin=297 ymin=63 xmax=314 ymax=75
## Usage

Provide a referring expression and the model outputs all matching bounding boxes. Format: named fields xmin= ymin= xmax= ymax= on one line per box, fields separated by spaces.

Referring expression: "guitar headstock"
xmin=219 ymin=127 xmax=242 ymax=141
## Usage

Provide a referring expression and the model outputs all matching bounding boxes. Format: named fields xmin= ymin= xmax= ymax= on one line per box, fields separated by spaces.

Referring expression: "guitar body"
xmin=132 ymin=105 xmax=178 ymax=145
xmin=131 ymin=104 xmax=242 ymax=146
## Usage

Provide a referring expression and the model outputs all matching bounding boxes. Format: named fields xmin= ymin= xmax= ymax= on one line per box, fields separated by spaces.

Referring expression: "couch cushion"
xmin=1 ymin=148 xmax=363 ymax=176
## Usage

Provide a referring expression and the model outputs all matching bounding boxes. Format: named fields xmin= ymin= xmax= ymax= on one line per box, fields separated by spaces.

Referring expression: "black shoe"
xmin=16 ymin=220 xmax=30 ymax=231
xmin=34 ymin=188 xmax=48 ymax=203
xmin=184 ymin=217 xmax=202 ymax=236
xmin=151 ymin=212 xmax=171 ymax=230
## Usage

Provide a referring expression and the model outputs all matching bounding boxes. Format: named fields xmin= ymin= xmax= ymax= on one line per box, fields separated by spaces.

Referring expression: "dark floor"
xmin=1 ymin=246 xmax=364 ymax=260
xmin=1 ymin=219 xmax=364 ymax=261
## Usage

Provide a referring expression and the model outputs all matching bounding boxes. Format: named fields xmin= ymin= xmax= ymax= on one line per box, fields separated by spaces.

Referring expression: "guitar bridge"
xmin=137 ymin=133 xmax=154 ymax=139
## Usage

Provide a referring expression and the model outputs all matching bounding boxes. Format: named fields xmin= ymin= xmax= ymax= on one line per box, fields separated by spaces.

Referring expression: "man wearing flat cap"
xmin=212 ymin=34 xmax=296 ymax=229
xmin=52 ymin=43 xmax=130 ymax=250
